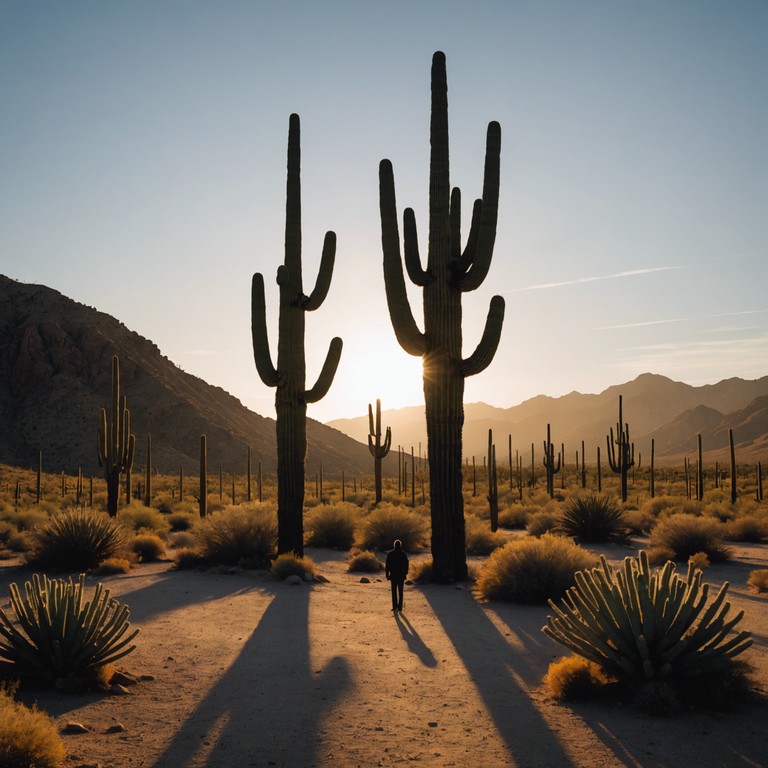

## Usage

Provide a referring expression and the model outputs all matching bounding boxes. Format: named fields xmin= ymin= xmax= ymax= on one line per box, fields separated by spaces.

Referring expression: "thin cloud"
xmin=594 ymin=317 xmax=690 ymax=331
xmin=507 ymin=265 xmax=686 ymax=293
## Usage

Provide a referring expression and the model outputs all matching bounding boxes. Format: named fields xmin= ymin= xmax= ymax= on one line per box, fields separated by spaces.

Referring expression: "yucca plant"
xmin=29 ymin=509 xmax=126 ymax=572
xmin=543 ymin=551 xmax=752 ymax=686
xmin=0 ymin=573 xmax=139 ymax=687
xmin=559 ymin=494 xmax=630 ymax=543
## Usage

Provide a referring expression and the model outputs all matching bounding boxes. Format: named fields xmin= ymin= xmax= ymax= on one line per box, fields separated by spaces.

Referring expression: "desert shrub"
xmin=346 ymin=491 xmax=372 ymax=507
xmin=347 ymin=549 xmax=383 ymax=573
xmin=409 ymin=558 xmax=434 ymax=583
xmin=476 ymin=534 xmax=596 ymax=604
xmin=0 ymin=505 xmax=49 ymax=532
xmin=465 ymin=515 xmax=506 ymax=555
xmin=0 ymin=681 xmax=65 ymax=768
xmin=168 ymin=530 xmax=197 ymax=549
xmin=543 ymin=552 xmax=752 ymax=703
xmin=747 ymin=569 xmax=768 ymax=594
xmin=194 ymin=504 xmax=277 ymax=568
xmin=726 ymin=515 xmax=768 ymax=543
xmin=270 ymin=552 xmax=317 ymax=581
xmin=641 ymin=497 xmax=675 ymax=519
xmin=93 ymin=557 xmax=133 ymax=575
xmin=649 ymin=514 xmax=730 ymax=562
xmin=559 ymin=495 xmax=630 ymax=543
xmin=130 ymin=533 xmax=166 ymax=562
xmin=544 ymin=655 xmax=613 ymax=700
xmin=622 ymin=507 xmax=656 ymax=534
xmin=173 ymin=547 xmax=207 ymax=570
xmin=0 ymin=573 xmax=139 ymax=688
xmin=703 ymin=502 xmax=736 ymax=523
xmin=305 ymin=503 xmax=359 ymax=550
xmin=28 ymin=509 xmax=126 ymax=572
xmin=154 ymin=493 xmax=176 ymax=514
xmin=118 ymin=503 xmax=169 ymax=535
xmin=498 ymin=505 xmax=532 ymax=529
xmin=0 ymin=520 xmax=14 ymax=546
xmin=688 ymin=551 xmax=710 ymax=570
xmin=646 ymin=545 xmax=676 ymax=566
xmin=356 ymin=504 xmax=428 ymax=552
xmin=527 ymin=510 xmax=558 ymax=537
xmin=167 ymin=510 xmax=196 ymax=532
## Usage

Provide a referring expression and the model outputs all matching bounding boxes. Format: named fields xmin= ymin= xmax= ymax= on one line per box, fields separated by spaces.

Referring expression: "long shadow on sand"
xmin=394 ymin=610 xmax=437 ymax=667
xmin=149 ymin=584 xmax=350 ymax=768
xmin=422 ymin=585 xmax=577 ymax=767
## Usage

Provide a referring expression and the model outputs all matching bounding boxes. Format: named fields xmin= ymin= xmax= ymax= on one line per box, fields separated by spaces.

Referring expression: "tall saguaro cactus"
xmin=252 ymin=113 xmax=343 ymax=556
xmin=368 ymin=399 xmax=392 ymax=504
xmin=379 ymin=51 xmax=505 ymax=581
xmin=97 ymin=355 xmax=135 ymax=517
xmin=606 ymin=395 xmax=634 ymax=503
xmin=542 ymin=423 xmax=561 ymax=499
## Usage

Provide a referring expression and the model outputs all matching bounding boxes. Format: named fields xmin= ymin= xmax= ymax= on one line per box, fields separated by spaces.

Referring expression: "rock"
xmin=428 ymin=721 xmax=438 ymax=728
xmin=110 ymin=670 xmax=138 ymax=686
xmin=110 ymin=683 xmax=130 ymax=695
xmin=139 ymin=674 xmax=156 ymax=682
xmin=359 ymin=577 xmax=371 ymax=584
xmin=314 ymin=573 xmax=330 ymax=583
xmin=285 ymin=575 xmax=303 ymax=586
xmin=302 ymin=571 xmax=314 ymax=582
xmin=62 ymin=722 xmax=90 ymax=734
xmin=106 ymin=723 xmax=126 ymax=734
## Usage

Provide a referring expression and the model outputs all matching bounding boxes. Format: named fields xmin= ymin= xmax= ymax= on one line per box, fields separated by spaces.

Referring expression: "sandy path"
xmin=3 ymin=543 xmax=767 ymax=768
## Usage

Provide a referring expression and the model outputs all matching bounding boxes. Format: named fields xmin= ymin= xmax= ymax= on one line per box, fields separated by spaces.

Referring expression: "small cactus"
xmin=368 ymin=399 xmax=392 ymax=504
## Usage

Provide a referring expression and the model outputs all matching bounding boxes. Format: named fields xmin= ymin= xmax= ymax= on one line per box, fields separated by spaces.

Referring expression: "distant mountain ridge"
xmin=328 ymin=372 xmax=768 ymax=464
xmin=0 ymin=275 xmax=370 ymax=475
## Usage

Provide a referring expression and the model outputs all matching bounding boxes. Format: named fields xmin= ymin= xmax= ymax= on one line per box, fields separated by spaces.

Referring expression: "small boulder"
xmin=62 ymin=722 xmax=90 ymax=734
xmin=285 ymin=575 xmax=304 ymax=586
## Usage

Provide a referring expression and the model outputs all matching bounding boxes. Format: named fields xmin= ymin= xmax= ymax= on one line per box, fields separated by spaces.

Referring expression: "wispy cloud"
xmin=507 ymin=265 xmax=686 ymax=293
xmin=593 ymin=308 xmax=768 ymax=332
xmin=594 ymin=317 xmax=690 ymax=331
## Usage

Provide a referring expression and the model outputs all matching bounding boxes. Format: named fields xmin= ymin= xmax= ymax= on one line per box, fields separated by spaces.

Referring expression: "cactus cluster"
xmin=0 ymin=573 xmax=139 ymax=686
xmin=379 ymin=51 xmax=504 ymax=581
xmin=97 ymin=355 xmax=135 ymax=516
xmin=368 ymin=399 xmax=392 ymax=504
xmin=252 ymin=114 xmax=342 ymax=556
xmin=543 ymin=551 xmax=752 ymax=684
xmin=606 ymin=395 xmax=634 ymax=502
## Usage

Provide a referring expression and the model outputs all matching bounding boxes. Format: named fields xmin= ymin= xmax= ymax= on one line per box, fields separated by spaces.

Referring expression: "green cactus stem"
xmin=606 ymin=395 xmax=634 ymax=503
xmin=368 ymin=399 xmax=392 ymax=504
xmin=542 ymin=424 xmax=561 ymax=499
xmin=379 ymin=51 xmax=504 ymax=581
xmin=97 ymin=356 xmax=135 ymax=517
xmin=488 ymin=429 xmax=499 ymax=532
xmin=252 ymin=113 xmax=343 ymax=556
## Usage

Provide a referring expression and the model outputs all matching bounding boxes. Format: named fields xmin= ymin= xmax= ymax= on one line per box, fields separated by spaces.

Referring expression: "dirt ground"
xmin=2 ymin=539 xmax=767 ymax=768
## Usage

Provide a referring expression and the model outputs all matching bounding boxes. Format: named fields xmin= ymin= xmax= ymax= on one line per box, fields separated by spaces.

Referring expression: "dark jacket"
xmin=385 ymin=547 xmax=409 ymax=581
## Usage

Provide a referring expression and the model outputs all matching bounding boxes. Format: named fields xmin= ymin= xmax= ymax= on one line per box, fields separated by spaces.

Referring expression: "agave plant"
xmin=559 ymin=494 xmax=630 ymax=543
xmin=543 ymin=551 xmax=751 ymax=684
xmin=30 ymin=508 xmax=127 ymax=572
xmin=0 ymin=573 xmax=139 ymax=685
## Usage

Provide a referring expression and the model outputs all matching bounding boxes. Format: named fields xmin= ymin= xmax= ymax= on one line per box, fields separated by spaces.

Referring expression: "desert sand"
xmin=3 ymin=540 xmax=767 ymax=768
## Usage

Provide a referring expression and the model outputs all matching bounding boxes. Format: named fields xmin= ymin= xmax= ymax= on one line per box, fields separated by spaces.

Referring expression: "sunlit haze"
xmin=2 ymin=2 xmax=766 ymax=422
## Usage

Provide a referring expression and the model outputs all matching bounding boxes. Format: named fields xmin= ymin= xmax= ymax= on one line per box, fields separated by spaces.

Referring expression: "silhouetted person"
xmin=385 ymin=539 xmax=409 ymax=612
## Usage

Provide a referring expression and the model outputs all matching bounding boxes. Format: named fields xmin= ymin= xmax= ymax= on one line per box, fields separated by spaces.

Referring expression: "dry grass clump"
xmin=498 ymin=505 xmax=534 ymax=529
xmin=646 ymin=545 xmax=676 ymax=566
xmin=703 ymin=502 xmax=736 ymax=522
xmin=0 ymin=505 xmax=49 ymax=532
xmin=726 ymin=515 xmax=768 ymax=543
xmin=305 ymin=503 xmax=359 ymax=550
xmin=688 ymin=551 xmax=710 ymax=571
xmin=270 ymin=552 xmax=317 ymax=581
xmin=130 ymin=533 xmax=166 ymax=562
xmin=559 ymin=494 xmax=630 ymax=543
xmin=347 ymin=549 xmax=383 ymax=573
xmin=93 ymin=556 xmax=134 ymax=575
xmin=465 ymin=515 xmax=506 ymax=555
xmin=649 ymin=513 xmax=730 ymax=562
xmin=118 ymin=503 xmax=170 ymax=535
xmin=194 ymin=504 xmax=277 ymax=568
xmin=173 ymin=547 xmax=208 ymax=570
xmin=0 ymin=682 xmax=65 ymax=768
xmin=356 ymin=503 xmax=428 ymax=552
xmin=168 ymin=530 xmax=197 ymax=549
xmin=476 ymin=534 xmax=596 ymax=604
xmin=641 ymin=497 xmax=676 ymax=519
xmin=544 ymin=655 xmax=613 ymax=700
xmin=27 ymin=509 xmax=126 ymax=572
xmin=167 ymin=511 xmax=196 ymax=532
xmin=526 ymin=510 xmax=559 ymax=537
xmin=622 ymin=507 xmax=656 ymax=534
xmin=747 ymin=569 xmax=768 ymax=594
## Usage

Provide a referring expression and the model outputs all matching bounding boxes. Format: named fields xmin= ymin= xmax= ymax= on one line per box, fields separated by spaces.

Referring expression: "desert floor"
xmin=3 ymin=539 xmax=768 ymax=768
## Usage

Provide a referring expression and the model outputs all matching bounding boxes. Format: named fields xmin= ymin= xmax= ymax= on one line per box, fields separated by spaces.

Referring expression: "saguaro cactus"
xmin=252 ymin=113 xmax=343 ymax=556
xmin=542 ymin=423 xmax=561 ymax=499
xmin=379 ymin=51 xmax=504 ymax=581
xmin=368 ymin=399 xmax=392 ymax=504
xmin=606 ymin=395 xmax=634 ymax=503
xmin=488 ymin=429 xmax=499 ymax=532
xmin=97 ymin=355 xmax=135 ymax=517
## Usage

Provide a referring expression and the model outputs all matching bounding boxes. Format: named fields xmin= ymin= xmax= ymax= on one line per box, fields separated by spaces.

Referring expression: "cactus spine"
xmin=97 ymin=355 xmax=135 ymax=517
xmin=542 ymin=423 xmax=561 ymax=499
xmin=252 ymin=114 xmax=342 ymax=555
xmin=368 ymin=399 xmax=392 ymax=504
xmin=379 ymin=52 xmax=504 ymax=580
xmin=606 ymin=395 xmax=634 ymax=502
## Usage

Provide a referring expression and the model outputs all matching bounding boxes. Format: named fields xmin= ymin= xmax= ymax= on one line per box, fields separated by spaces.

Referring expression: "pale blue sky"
xmin=2 ymin=1 xmax=766 ymax=421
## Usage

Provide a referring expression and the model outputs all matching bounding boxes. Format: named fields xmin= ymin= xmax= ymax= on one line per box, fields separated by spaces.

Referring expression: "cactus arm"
xmin=383 ymin=426 xmax=392 ymax=455
xmin=403 ymin=208 xmax=430 ymax=286
xmin=460 ymin=295 xmax=505 ymax=377
xmin=305 ymin=337 xmax=343 ymax=404
xmin=302 ymin=231 xmax=337 ymax=311
xmin=379 ymin=159 xmax=427 ymax=356
xmin=457 ymin=121 xmax=501 ymax=291
xmin=251 ymin=273 xmax=279 ymax=387
xmin=97 ymin=409 xmax=107 ymax=466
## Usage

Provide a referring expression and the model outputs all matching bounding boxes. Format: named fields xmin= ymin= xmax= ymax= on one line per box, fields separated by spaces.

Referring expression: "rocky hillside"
xmin=329 ymin=373 xmax=768 ymax=465
xmin=0 ymin=275 xmax=369 ymax=476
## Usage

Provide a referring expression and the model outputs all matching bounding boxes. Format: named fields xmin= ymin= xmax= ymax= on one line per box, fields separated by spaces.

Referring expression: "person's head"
xmin=394 ymin=539 xmax=402 ymax=550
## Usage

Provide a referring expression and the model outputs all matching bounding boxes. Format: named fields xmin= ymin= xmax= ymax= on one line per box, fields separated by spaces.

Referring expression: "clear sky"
xmin=2 ymin=1 xmax=766 ymax=422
